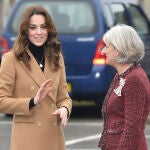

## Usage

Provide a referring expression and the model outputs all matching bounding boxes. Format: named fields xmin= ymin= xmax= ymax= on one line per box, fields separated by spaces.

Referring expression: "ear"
xmin=113 ymin=49 xmax=119 ymax=57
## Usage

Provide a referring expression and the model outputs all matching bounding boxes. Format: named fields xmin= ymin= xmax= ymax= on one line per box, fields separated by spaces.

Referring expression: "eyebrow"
xmin=29 ymin=24 xmax=46 ymax=26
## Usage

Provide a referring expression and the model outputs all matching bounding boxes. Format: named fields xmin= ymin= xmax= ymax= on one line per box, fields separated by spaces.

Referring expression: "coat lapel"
xmin=20 ymin=50 xmax=46 ymax=87
xmin=44 ymin=57 xmax=58 ymax=101
xmin=20 ymin=50 xmax=56 ymax=102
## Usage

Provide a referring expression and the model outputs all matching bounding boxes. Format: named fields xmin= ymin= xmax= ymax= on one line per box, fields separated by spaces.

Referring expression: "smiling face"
xmin=28 ymin=15 xmax=48 ymax=46
xmin=101 ymin=41 xmax=118 ymax=67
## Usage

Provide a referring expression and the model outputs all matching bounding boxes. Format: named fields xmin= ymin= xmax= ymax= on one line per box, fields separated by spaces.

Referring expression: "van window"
xmin=110 ymin=3 xmax=129 ymax=25
xmin=103 ymin=4 xmax=114 ymax=28
xmin=128 ymin=4 xmax=150 ymax=35
xmin=10 ymin=0 xmax=98 ymax=34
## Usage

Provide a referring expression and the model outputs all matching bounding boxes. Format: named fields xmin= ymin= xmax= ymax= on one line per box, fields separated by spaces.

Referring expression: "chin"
xmin=34 ymin=43 xmax=45 ymax=46
xmin=105 ymin=61 xmax=110 ymax=65
xmin=106 ymin=61 xmax=113 ymax=66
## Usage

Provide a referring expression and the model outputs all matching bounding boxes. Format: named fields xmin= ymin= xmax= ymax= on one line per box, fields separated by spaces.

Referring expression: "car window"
xmin=128 ymin=4 xmax=150 ymax=35
xmin=110 ymin=3 xmax=129 ymax=25
xmin=10 ymin=0 xmax=98 ymax=34
xmin=103 ymin=3 xmax=114 ymax=28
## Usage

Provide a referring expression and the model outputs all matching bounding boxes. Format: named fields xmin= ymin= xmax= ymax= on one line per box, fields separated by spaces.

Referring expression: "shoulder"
xmin=0 ymin=51 xmax=16 ymax=74
xmin=124 ymin=65 xmax=149 ymax=92
xmin=2 ymin=50 xmax=15 ymax=61
xmin=1 ymin=51 xmax=17 ymax=68
xmin=128 ymin=65 xmax=148 ymax=82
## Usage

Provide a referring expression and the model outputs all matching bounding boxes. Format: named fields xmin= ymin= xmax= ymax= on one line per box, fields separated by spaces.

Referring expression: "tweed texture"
xmin=98 ymin=64 xmax=150 ymax=150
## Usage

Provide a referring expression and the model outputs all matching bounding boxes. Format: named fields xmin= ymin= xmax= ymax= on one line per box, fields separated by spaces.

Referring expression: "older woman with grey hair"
xmin=98 ymin=24 xmax=150 ymax=150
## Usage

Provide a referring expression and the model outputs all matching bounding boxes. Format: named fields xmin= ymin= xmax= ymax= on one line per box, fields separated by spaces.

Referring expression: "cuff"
xmin=29 ymin=98 xmax=36 ymax=110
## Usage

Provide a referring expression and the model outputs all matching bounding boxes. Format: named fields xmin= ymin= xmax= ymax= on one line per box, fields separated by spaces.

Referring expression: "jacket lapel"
xmin=44 ymin=57 xmax=57 ymax=101
xmin=20 ymin=50 xmax=46 ymax=88
xmin=20 ymin=50 xmax=56 ymax=102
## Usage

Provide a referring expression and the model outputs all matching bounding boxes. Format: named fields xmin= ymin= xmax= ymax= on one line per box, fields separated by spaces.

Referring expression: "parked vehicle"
xmin=0 ymin=0 xmax=150 ymax=106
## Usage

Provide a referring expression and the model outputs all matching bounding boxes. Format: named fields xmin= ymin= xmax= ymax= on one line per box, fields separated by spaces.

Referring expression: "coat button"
xmin=30 ymin=86 xmax=35 ymax=91
xmin=37 ymin=122 xmax=42 ymax=127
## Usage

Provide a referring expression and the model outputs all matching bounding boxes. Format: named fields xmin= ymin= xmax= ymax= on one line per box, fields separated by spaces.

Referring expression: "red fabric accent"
xmin=98 ymin=64 xmax=150 ymax=150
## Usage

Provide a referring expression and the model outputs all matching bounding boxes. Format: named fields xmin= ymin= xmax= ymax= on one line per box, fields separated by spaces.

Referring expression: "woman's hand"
xmin=52 ymin=107 xmax=68 ymax=127
xmin=34 ymin=79 xmax=52 ymax=105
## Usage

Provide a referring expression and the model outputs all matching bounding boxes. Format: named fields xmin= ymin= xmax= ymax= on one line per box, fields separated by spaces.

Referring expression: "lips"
xmin=34 ymin=37 xmax=43 ymax=41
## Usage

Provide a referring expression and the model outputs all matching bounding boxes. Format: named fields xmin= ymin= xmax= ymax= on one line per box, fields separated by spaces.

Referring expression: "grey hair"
xmin=103 ymin=24 xmax=145 ymax=64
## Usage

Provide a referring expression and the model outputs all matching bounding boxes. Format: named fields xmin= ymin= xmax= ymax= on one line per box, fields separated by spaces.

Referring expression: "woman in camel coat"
xmin=0 ymin=6 xmax=72 ymax=150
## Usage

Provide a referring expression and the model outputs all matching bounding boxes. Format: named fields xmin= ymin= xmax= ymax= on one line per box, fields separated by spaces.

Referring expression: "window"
xmin=110 ymin=3 xmax=129 ymax=25
xmin=103 ymin=3 xmax=114 ymax=28
xmin=10 ymin=0 xmax=97 ymax=34
xmin=128 ymin=4 xmax=150 ymax=35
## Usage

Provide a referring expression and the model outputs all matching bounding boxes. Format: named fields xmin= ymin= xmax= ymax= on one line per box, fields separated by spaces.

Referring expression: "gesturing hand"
xmin=34 ymin=79 xmax=52 ymax=105
xmin=52 ymin=107 xmax=68 ymax=128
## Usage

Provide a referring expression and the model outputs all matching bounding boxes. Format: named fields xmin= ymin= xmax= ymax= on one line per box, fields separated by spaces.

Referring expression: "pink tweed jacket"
xmin=98 ymin=64 xmax=150 ymax=150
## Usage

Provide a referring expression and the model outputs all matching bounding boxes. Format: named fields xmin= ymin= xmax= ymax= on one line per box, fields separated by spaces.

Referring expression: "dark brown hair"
xmin=13 ymin=5 xmax=62 ymax=71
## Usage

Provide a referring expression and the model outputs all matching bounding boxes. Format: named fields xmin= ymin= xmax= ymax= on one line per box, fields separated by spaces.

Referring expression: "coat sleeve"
xmin=56 ymin=54 xmax=72 ymax=117
xmin=0 ymin=52 xmax=32 ymax=115
xmin=117 ymin=75 xmax=149 ymax=150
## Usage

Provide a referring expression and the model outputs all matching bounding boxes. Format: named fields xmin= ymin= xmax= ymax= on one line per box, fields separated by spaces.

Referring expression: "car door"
xmin=103 ymin=1 xmax=150 ymax=79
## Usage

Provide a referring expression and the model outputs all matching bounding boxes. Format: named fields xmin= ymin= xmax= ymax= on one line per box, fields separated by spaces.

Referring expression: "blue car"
xmin=0 ymin=0 xmax=150 ymax=105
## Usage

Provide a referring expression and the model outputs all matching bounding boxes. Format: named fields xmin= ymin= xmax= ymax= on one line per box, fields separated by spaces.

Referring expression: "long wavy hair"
xmin=13 ymin=5 xmax=62 ymax=71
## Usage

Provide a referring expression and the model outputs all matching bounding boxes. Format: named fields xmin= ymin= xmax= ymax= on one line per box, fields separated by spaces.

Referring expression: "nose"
xmin=101 ymin=47 xmax=106 ymax=55
xmin=36 ymin=27 xmax=42 ymax=34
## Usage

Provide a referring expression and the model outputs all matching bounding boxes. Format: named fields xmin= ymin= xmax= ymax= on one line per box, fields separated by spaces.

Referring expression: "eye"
xmin=29 ymin=25 xmax=37 ymax=30
xmin=100 ymin=46 xmax=106 ymax=51
xmin=40 ymin=24 xmax=47 ymax=29
xmin=99 ymin=40 xmax=106 ymax=51
xmin=105 ymin=45 xmax=108 ymax=48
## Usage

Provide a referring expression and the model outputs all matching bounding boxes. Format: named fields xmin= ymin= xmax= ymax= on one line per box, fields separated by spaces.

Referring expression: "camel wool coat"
xmin=0 ymin=50 xmax=72 ymax=150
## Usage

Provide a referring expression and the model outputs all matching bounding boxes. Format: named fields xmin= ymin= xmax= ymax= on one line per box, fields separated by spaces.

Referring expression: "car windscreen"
xmin=9 ymin=0 xmax=98 ymax=34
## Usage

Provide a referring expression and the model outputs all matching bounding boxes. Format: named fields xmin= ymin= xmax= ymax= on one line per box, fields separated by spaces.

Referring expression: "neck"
xmin=116 ymin=63 xmax=133 ymax=75
xmin=29 ymin=42 xmax=44 ymax=57
xmin=29 ymin=42 xmax=44 ymax=53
